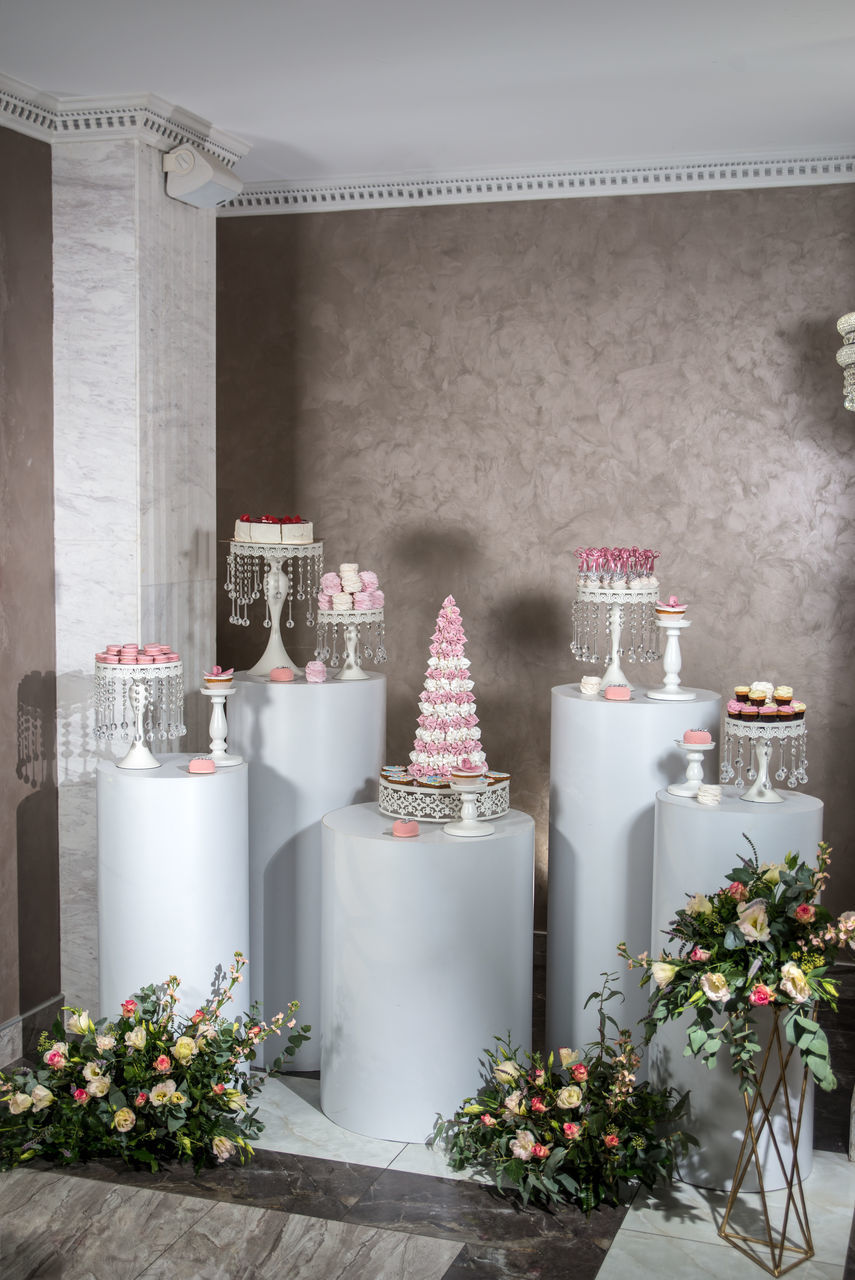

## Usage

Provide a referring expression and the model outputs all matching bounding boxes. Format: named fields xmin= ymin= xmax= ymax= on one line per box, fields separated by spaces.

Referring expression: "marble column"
xmin=52 ymin=138 xmax=216 ymax=1012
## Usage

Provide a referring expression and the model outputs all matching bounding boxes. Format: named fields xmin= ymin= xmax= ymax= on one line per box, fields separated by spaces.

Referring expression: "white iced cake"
xmin=234 ymin=514 xmax=313 ymax=544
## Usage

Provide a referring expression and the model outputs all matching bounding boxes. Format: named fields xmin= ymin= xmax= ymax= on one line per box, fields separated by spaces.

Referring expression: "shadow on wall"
xmin=16 ymin=672 xmax=62 ymax=1056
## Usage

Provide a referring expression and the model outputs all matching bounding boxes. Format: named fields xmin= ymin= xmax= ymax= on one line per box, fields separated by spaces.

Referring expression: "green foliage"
xmin=0 ymin=952 xmax=310 ymax=1173
xmin=435 ymin=975 xmax=694 ymax=1212
xmin=619 ymin=841 xmax=853 ymax=1092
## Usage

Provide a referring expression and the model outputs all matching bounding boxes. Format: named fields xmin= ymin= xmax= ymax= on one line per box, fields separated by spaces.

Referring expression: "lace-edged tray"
xmin=378 ymin=777 xmax=510 ymax=823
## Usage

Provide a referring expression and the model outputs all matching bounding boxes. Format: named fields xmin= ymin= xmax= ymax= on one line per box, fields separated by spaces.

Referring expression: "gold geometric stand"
xmin=719 ymin=1008 xmax=814 ymax=1276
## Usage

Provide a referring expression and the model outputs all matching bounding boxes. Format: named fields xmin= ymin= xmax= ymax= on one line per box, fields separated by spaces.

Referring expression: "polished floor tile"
xmin=596 ymin=1228 xmax=843 ymax=1280
xmin=254 ymin=1074 xmax=408 ymax=1168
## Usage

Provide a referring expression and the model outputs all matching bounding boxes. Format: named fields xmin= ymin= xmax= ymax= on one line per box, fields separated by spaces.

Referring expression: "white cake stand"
xmin=225 ymin=540 xmax=323 ymax=678
xmin=200 ymin=685 xmax=243 ymax=766
xmin=315 ymin=608 xmax=387 ymax=681
xmin=667 ymin=738 xmax=716 ymax=797
xmin=444 ymin=777 xmax=494 ymax=838
xmin=647 ymin=617 xmax=695 ymax=701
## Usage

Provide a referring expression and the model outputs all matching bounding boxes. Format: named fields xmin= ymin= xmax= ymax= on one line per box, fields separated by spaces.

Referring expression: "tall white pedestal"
xmin=546 ymin=684 xmax=721 ymax=1054
xmin=321 ymin=803 xmax=534 ymax=1143
xmin=97 ymin=755 xmax=249 ymax=1019
xmin=651 ymin=787 xmax=823 ymax=1190
xmin=227 ymin=673 xmax=385 ymax=1069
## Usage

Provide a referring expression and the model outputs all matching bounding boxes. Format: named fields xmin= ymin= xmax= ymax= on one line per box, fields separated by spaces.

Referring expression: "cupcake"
xmin=734 ymin=685 xmax=750 ymax=703
xmin=791 ymin=701 xmax=806 ymax=721
xmin=777 ymin=704 xmax=794 ymax=721
xmin=749 ymin=681 xmax=774 ymax=705
xmin=773 ymin=685 xmax=794 ymax=706
xmin=741 ymin=706 xmax=759 ymax=723
xmin=204 ymin=665 xmax=234 ymax=687
xmin=759 ymin=705 xmax=778 ymax=724
xmin=726 ymin=699 xmax=743 ymax=720
xmin=655 ymin=595 xmax=688 ymax=619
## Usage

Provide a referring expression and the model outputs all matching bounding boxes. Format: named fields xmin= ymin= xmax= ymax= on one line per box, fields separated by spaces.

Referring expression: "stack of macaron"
xmin=317 ymin=565 xmax=385 ymax=612
xmin=305 ymin=660 xmax=327 ymax=683
xmin=725 ymin=682 xmax=805 ymax=723
xmin=96 ymin=642 xmax=180 ymax=665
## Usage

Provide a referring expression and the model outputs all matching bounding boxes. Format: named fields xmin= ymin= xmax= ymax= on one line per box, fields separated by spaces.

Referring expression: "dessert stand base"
xmin=379 ymin=777 xmax=510 ymax=823
xmin=667 ymin=739 xmax=716 ymax=796
xmin=444 ymin=779 xmax=494 ymax=837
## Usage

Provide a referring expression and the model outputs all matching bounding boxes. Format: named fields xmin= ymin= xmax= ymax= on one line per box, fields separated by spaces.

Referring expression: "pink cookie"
xmin=392 ymin=819 xmax=419 ymax=838
xmin=270 ymin=667 xmax=295 ymax=682
xmin=603 ymin=685 xmax=631 ymax=701
xmin=188 ymin=757 xmax=216 ymax=774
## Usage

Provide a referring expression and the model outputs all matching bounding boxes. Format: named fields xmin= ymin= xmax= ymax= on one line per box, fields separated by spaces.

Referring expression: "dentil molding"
xmin=0 ymin=73 xmax=247 ymax=168
xmin=222 ymin=153 xmax=855 ymax=215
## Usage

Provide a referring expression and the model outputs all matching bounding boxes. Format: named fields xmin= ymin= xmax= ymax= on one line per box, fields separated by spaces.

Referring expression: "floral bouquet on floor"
xmin=0 ymin=952 xmax=310 ymax=1173
xmin=435 ymin=977 xmax=694 ymax=1211
xmin=620 ymin=840 xmax=854 ymax=1090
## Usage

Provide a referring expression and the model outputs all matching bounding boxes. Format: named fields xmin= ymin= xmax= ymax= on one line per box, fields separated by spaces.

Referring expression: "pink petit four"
xmin=188 ymin=757 xmax=216 ymax=774
xmin=683 ymin=728 xmax=712 ymax=745
xmin=603 ymin=685 xmax=631 ymax=701
xmin=655 ymin=595 xmax=687 ymax=617
xmin=270 ymin=667 xmax=294 ymax=682
xmin=203 ymin=665 xmax=234 ymax=687
xmin=392 ymin=819 xmax=420 ymax=838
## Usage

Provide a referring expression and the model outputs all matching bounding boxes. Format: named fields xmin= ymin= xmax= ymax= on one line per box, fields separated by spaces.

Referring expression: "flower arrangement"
xmin=0 ymin=952 xmax=310 ymax=1172
xmin=436 ymin=978 xmax=693 ymax=1211
xmin=620 ymin=841 xmax=854 ymax=1091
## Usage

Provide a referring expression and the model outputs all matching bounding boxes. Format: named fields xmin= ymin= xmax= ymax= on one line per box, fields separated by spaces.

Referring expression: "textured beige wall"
xmin=218 ymin=185 xmax=855 ymax=922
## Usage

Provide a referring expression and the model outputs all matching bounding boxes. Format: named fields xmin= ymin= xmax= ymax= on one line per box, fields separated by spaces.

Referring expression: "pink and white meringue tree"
xmin=408 ymin=596 xmax=487 ymax=780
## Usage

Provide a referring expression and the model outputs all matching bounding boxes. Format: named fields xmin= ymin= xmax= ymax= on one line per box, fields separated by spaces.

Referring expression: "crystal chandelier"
xmin=837 ymin=313 xmax=855 ymax=411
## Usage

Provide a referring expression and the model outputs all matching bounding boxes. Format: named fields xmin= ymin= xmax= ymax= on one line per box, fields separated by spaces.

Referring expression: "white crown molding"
xmin=220 ymin=152 xmax=855 ymax=216
xmin=0 ymin=73 xmax=248 ymax=168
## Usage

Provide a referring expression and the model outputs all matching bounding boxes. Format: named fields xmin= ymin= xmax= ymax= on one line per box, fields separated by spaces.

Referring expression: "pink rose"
xmin=603 ymin=1133 xmax=620 ymax=1149
xmin=480 ymin=1114 xmax=498 ymax=1127
xmin=749 ymin=984 xmax=775 ymax=1006
xmin=135 ymin=1092 xmax=148 ymax=1107
xmin=154 ymin=1054 xmax=171 ymax=1073
xmin=530 ymin=1097 xmax=548 ymax=1113
xmin=795 ymin=904 xmax=816 ymax=923
xmin=690 ymin=947 xmax=711 ymax=963
xmin=45 ymin=1050 xmax=66 ymax=1070
xmin=212 ymin=1083 xmax=226 ymax=1095
xmin=191 ymin=1009 xmax=205 ymax=1024
xmin=571 ymin=1063 xmax=588 ymax=1082
xmin=531 ymin=1143 xmax=551 ymax=1159
xmin=72 ymin=1087 xmax=89 ymax=1105
xmin=727 ymin=883 xmax=749 ymax=902
xmin=121 ymin=999 xmax=138 ymax=1017
xmin=563 ymin=1122 xmax=581 ymax=1139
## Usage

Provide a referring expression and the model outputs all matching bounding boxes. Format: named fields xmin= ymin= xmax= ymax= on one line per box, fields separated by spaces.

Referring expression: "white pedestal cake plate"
xmin=97 ymin=755 xmax=249 ymax=1019
xmin=226 ymin=672 xmax=385 ymax=1070
xmin=650 ymin=787 xmax=824 ymax=1191
xmin=545 ymin=685 xmax=721 ymax=1054
xmin=320 ymin=803 xmax=534 ymax=1143
xmin=225 ymin=540 xmax=323 ymax=677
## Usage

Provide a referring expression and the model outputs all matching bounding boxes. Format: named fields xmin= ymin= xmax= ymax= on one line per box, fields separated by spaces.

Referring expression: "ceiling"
xmin=3 ymin=0 xmax=855 ymax=185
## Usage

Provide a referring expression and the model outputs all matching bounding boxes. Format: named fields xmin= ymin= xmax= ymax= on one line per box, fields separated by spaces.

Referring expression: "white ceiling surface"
xmin=3 ymin=0 xmax=855 ymax=184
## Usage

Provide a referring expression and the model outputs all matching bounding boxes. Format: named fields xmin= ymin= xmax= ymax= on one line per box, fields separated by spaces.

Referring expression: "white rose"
xmin=124 ymin=1026 xmax=146 ymax=1051
xmin=87 ymin=1076 xmax=111 ymax=1098
xmin=558 ymin=1047 xmax=579 ymax=1069
xmin=685 ymin=893 xmax=713 ymax=916
xmin=150 ymin=1080 xmax=177 ymax=1107
xmin=30 ymin=1085 xmax=55 ymax=1111
xmin=700 ymin=971 xmax=731 ymax=1003
xmin=171 ymin=1036 xmax=198 ymax=1065
xmin=509 ymin=1129 xmax=536 ymax=1161
xmin=82 ymin=1062 xmax=103 ymax=1082
xmin=780 ymin=961 xmax=811 ymax=1004
xmin=503 ymin=1089 xmax=525 ymax=1116
xmin=555 ymin=1085 xmax=582 ymax=1109
xmin=737 ymin=899 xmax=771 ymax=942
xmin=67 ymin=1010 xmax=94 ymax=1035
xmin=113 ymin=1107 xmax=136 ymax=1132
xmin=95 ymin=1035 xmax=116 ymax=1052
xmin=8 ymin=1091 xmax=33 ymax=1115
xmin=760 ymin=863 xmax=786 ymax=886
xmin=493 ymin=1059 xmax=521 ymax=1086
xmin=651 ymin=961 xmax=678 ymax=989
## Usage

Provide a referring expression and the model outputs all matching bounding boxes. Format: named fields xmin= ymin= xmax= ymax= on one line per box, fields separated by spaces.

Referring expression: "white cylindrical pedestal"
xmin=320 ymin=803 xmax=534 ymax=1143
xmin=546 ymin=685 xmax=721 ymax=1054
xmin=650 ymin=787 xmax=823 ymax=1190
xmin=97 ymin=755 xmax=249 ymax=1019
xmin=227 ymin=673 xmax=386 ymax=1069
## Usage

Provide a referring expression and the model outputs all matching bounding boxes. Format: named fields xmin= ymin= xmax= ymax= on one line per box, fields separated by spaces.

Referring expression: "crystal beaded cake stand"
xmin=647 ymin=618 xmax=695 ymax=701
xmin=200 ymin=685 xmax=243 ymax=766
xmin=225 ymin=540 xmax=323 ymax=677
xmin=315 ymin=609 xmax=387 ymax=681
xmin=667 ymin=738 xmax=716 ymax=797
xmin=444 ymin=777 xmax=494 ymax=837
xmin=94 ymin=659 xmax=186 ymax=769
xmin=720 ymin=720 xmax=808 ymax=803
xmin=571 ymin=585 xmax=660 ymax=689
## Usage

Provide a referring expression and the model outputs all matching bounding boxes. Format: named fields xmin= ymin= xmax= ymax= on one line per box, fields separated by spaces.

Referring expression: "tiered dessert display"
xmin=225 ymin=514 xmax=323 ymax=676
xmin=570 ymin=546 xmax=662 ymax=688
xmin=378 ymin=596 xmax=510 ymax=823
xmin=720 ymin=682 xmax=807 ymax=802
xmin=315 ymin=563 xmax=387 ymax=680
xmin=94 ymin=642 xmax=185 ymax=769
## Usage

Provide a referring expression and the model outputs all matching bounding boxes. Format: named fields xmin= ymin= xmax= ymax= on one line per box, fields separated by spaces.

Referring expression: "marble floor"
xmin=2 ymin=1071 xmax=853 ymax=1280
